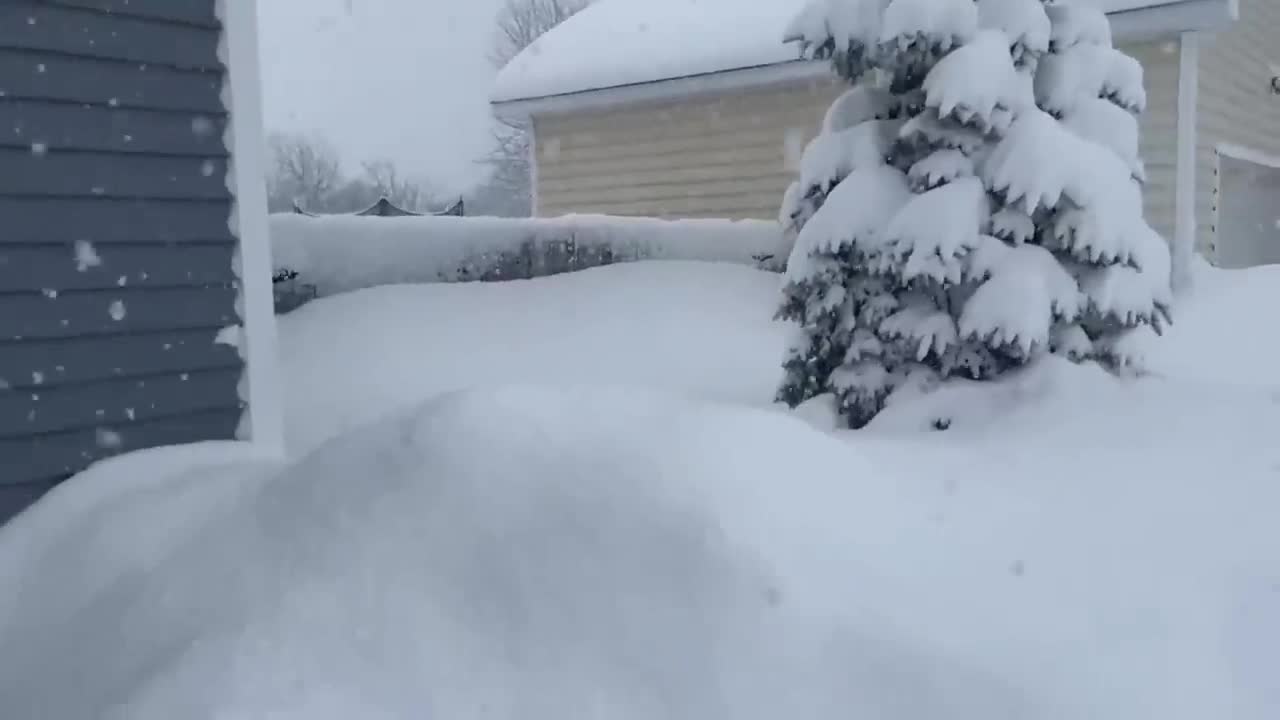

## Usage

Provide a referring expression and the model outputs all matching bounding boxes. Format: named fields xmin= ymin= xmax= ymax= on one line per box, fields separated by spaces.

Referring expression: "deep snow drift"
xmin=3 ymin=382 xmax=1277 ymax=719
xmin=0 ymin=259 xmax=1277 ymax=719
xmin=0 ymin=389 xmax=955 ymax=719
xmin=276 ymin=261 xmax=788 ymax=455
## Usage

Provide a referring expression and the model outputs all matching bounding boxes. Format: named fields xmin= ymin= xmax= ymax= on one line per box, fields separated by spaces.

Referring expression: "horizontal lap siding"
xmin=1195 ymin=0 xmax=1280 ymax=260
xmin=0 ymin=0 xmax=242 ymax=514
xmin=534 ymin=60 xmax=1177 ymax=229
xmin=534 ymin=79 xmax=842 ymax=220
xmin=1123 ymin=41 xmax=1180 ymax=244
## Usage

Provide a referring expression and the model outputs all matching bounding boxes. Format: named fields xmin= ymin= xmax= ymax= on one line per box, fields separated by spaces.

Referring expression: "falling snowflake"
xmin=95 ymin=427 xmax=124 ymax=450
xmin=41 ymin=288 xmax=57 ymax=299
xmin=31 ymin=371 xmax=43 ymax=385
xmin=30 ymin=142 xmax=47 ymax=156
xmin=191 ymin=116 xmax=215 ymax=137
xmin=108 ymin=299 xmax=126 ymax=321
xmin=74 ymin=239 xmax=101 ymax=271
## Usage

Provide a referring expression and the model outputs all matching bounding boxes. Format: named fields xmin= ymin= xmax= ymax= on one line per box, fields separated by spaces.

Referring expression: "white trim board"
xmin=1217 ymin=142 xmax=1280 ymax=169
xmin=1109 ymin=0 xmax=1235 ymax=40
xmin=1172 ymin=31 xmax=1200 ymax=291
xmin=217 ymin=0 xmax=285 ymax=455
xmin=494 ymin=60 xmax=832 ymax=120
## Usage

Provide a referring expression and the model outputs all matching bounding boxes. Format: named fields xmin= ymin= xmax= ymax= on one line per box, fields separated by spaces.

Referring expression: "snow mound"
xmin=3 ymin=381 xmax=1277 ymax=719
xmin=1146 ymin=261 xmax=1280 ymax=386
xmin=276 ymin=261 xmax=789 ymax=455
xmin=0 ymin=387 xmax=913 ymax=720
xmin=1 ymin=258 xmax=1279 ymax=719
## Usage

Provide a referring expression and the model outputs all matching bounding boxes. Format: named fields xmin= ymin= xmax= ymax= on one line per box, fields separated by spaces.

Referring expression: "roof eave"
xmin=492 ymin=0 xmax=1235 ymax=119
xmin=492 ymin=60 xmax=830 ymax=120
xmin=1108 ymin=0 xmax=1235 ymax=41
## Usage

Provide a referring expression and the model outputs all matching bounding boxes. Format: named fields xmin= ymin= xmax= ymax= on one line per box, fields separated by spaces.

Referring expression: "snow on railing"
xmin=269 ymin=213 xmax=788 ymax=311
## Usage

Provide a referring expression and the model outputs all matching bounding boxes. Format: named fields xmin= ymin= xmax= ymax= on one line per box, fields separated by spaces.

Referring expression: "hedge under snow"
xmin=270 ymin=213 xmax=788 ymax=298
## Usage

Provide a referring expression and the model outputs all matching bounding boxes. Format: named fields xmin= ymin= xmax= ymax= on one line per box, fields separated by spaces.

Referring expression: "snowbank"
xmin=2 ymin=260 xmax=1278 ymax=718
xmin=1145 ymin=260 xmax=1280 ymax=386
xmin=2 ymin=383 xmax=1276 ymax=719
xmin=270 ymin=212 xmax=787 ymax=299
xmin=276 ymin=261 xmax=788 ymax=455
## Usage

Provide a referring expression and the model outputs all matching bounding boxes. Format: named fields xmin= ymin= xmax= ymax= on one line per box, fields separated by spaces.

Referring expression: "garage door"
xmin=1216 ymin=151 xmax=1280 ymax=269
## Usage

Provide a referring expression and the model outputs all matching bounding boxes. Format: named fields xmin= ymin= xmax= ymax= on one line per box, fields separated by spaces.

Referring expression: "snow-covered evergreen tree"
xmin=775 ymin=0 xmax=1171 ymax=428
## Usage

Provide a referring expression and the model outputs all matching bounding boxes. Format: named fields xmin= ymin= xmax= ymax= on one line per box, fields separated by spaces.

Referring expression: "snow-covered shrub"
xmin=776 ymin=0 xmax=1170 ymax=428
xmin=270 ymin=213 xmax=789 ymax=299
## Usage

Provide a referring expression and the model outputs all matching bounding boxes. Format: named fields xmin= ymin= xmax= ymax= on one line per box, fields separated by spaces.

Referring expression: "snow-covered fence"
xmin=269 ymin=213 xmax=788 ymax=307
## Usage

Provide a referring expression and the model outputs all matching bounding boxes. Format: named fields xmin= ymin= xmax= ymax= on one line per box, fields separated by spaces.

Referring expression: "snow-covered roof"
xmin=490 ymin=0 xmax=1229 ymax=106
xmin=491 ymin=0 xmax=807 ymax=104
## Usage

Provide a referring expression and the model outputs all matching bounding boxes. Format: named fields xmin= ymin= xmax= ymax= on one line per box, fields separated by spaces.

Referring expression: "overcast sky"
xmin=257 ymin=0 xmax=505 ymax=195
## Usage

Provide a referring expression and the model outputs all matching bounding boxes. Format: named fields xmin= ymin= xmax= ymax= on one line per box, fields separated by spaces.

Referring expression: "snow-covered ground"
xmin=1 ymin=259 xmax=1277 ymax=719
xmin=277 ymin=261 xmax=788 ymax=454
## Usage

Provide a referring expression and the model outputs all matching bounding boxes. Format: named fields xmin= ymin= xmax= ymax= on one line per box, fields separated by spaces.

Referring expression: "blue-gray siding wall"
xmin=0 ymin=1 xmax=245 ymax=523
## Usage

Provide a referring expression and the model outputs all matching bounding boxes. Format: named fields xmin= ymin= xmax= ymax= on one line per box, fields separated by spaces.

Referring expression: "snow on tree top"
xmin=491 ymin=0 xmax=1198 ymax=105
xmin=880 ymin=0 xmax=978 ymax=50
xmin=1047 ymin=1 xmax=1114 ymax=50
xmin=978 ymin=0 xmax=1051 ymax=60
xmin=923 ymin=28 xmax=1031 ymax=135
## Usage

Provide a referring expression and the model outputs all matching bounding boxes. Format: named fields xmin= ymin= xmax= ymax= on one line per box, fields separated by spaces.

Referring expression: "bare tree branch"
xmin=361 ymin=158 xmax=437 ymax=212
xmin=488 ymin=0 xmax=589 ymax=70
xmin=266 ymin=132 xmax=342 ymax=213
xmin=473 ymin=0 xmax=590 ymax=217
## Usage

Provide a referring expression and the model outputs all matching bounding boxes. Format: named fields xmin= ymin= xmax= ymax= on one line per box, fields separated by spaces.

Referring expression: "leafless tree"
xmin=266 ymin=132 xmax=342 ymax=213
xmin=362 ymin=158 xmax=437 ymax=212
xmin=488 ymin=0 xmax=589 ymax=70
xmin=471 ymin=0 xmax=590 ymax=217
